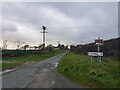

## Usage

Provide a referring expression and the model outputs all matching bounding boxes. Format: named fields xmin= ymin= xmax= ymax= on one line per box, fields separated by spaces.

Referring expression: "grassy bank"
xmin=57 ymin=52 xmax=119 ymax=88
xmin=1 ymin=50 xmax=64 ymax=70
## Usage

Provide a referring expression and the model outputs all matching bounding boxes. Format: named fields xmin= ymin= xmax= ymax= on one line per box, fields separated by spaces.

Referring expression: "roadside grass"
xmin=57 ymin=52 xmax=119 ymax=88
xmin=2 ymin=50 xmax=64 ymax=70
xmin=2 ymin=63 xmax=18 ymax=70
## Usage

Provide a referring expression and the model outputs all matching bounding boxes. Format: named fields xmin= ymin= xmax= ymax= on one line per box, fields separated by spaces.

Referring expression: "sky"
xmin=1 ymin=2 xmax=118 ymax=48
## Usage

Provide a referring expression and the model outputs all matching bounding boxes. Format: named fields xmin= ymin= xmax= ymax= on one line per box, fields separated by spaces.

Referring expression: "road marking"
xmin=55 ymin=63 xmax=58 ymax=68
xmin=52 ymin=81 xmax=55 ymax=85
xmin=50 ymin=68 xmax=54 ymax=70
xmin=0 ymin=69 xmax=15 ymax=75
xmin=52 ymin=63 xmax=58 ymax=68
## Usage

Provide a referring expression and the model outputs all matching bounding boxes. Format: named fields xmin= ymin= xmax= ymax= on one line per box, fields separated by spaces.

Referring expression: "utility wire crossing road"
xmin=2 ymin=51 xmax=83 ymax=88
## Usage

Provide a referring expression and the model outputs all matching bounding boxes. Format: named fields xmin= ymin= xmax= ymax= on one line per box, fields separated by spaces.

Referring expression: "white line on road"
xmin=52 ymin=81 xmax=55 ymax=85
xmin=0 ymin=69 xmax=15 ymax=75
xmin=52 ymin=63 xmax=58 ymax=68
xmin=50 ymin=68 xmax=54 ymax=70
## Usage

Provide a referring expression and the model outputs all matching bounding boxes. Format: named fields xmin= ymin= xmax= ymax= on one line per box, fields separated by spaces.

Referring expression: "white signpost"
xmin=88 ymin=37 xmax=104 ymax=63
xmin=88 ymin=52 xmax=103 ymax=57
xmin=88 ymin=52 xmax=103 ymax=63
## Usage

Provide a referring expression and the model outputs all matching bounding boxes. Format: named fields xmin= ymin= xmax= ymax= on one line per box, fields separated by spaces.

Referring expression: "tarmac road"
xmin=2 ymin=51 xmax=84 ymax=88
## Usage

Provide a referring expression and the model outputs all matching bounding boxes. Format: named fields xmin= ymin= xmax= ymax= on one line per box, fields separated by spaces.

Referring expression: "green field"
xmin=1 ymin=50 xmax=64 ymax=70
xmin=57 ymin=52 xmax=119 ymax=88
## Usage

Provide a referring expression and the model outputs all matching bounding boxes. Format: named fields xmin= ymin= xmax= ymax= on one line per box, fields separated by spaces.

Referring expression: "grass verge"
xmin=1 ymin=50 xmax=64 ymax=70
xmin=57 ymin=52 xmax=119 ymax=88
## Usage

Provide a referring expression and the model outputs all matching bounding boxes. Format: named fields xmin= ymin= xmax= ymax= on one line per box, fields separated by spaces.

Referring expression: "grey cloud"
xmin=2 ymin=2 xmax=118 ymax=46
xmin=2 ymin=21 xmax=18 ymax=32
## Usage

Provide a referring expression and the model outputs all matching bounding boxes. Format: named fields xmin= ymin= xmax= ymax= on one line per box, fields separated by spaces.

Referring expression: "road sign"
xmin=88 ymin=37 xmax=104 ymax=64
xmin=88 ymin=52 xmax=103 ymax=56
xmin=94 ymin=37 xmax=103 ymax=45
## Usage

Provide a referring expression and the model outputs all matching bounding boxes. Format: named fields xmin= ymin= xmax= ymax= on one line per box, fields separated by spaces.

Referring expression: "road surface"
xmin=2 ymin=51 xmax=84 ymax=88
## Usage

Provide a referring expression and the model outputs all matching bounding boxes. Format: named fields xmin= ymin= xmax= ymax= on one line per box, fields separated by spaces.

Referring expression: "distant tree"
xmin=46 ymin=44 xmax=54 ymax=51
xmin=14 ymin=40 xmax=24 ymax=50
xmin=57 ymin=43 xmax=61 ymax=47
xmin=34 ymin=46 xmax=38 ymax=50
xmin=57 ymin=43 xmax=65 ymax=49
xmin=64 ymin=45 xmax=69 ymax=50
xmin=38 ymin=44 xmax=45 ymax=50
xmin=47 ymin=44 xmax=53 ymax=47
xmin=2 ymin=40 xmax=8 ymax=50
xmin=22 ymin=44 xmax=29 ymax=50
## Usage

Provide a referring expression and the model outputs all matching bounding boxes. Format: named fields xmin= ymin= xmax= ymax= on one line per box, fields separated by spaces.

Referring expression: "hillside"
xmin=70 ymin=38 xmax=119 ymax=59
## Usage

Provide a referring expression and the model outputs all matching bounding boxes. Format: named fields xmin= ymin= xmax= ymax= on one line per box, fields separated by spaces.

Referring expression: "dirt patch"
xmin=23 ymin=61 xmax=35 ymax=65
xmin=2 ymin=60 xmax=36 ymax=73
xmin=0 ymin=61 xmax=16 ymax=63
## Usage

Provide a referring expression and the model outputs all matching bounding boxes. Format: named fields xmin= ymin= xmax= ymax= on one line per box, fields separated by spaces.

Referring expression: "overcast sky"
xmin=1 ymin=2 xmax=118 ymax=47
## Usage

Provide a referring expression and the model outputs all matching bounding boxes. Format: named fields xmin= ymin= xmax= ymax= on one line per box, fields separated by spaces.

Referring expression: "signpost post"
xmin=95 ymin=37 xmax=103 ymax=63
xmin=88 ymin=37 xmax=104 ymax=64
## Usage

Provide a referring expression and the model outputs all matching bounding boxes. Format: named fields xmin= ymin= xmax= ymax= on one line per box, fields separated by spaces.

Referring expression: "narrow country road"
xmin=2 ymin=51 xmax=83 ymax=88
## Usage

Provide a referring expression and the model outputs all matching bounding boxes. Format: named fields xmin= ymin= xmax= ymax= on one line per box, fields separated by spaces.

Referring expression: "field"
xmin=1 ymin=50 xmax=64 ymax=70
xmin=57 ymin=52 xmax=119 ymax=88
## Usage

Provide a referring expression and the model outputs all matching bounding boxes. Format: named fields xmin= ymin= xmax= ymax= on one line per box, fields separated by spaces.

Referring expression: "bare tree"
xmin=22 ymin=44 xmax=29 ymax=50
xmin=14 ymin=40 xmax=24 ymax=50
xmin=46 ymin=44 xmax=54 ymax=51
xmin=38 ymin=44 xmax=45 ymax=50
xmin=2 ymin=40 xmax=8 ymax=50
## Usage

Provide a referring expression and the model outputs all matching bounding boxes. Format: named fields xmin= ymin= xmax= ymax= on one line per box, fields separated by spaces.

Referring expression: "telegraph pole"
xmin=41 ymin=26 xmax=47 ymax=48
